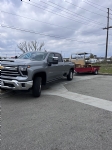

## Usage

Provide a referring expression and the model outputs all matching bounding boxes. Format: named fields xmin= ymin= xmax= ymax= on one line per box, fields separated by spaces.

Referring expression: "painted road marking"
xmin=43 ymin=84 xmax=112 ymax=112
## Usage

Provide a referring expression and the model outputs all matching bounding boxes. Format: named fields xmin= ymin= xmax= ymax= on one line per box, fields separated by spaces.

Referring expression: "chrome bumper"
xmin=0 ymin=79 xmax=33 ymax=90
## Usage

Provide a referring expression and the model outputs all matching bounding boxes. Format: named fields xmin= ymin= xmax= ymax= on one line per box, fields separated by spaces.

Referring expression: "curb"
xmin=98 ymin=73 xmax=112 ymax=76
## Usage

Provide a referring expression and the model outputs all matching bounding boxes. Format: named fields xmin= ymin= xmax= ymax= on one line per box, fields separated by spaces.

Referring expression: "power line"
xmin=21 ymin=1 xmax=93 ymax=26
xmin=38 ymin=0 xmax=105 ymax=26
xmin=1 ymin=10 xmax=104 ymax=35
xmin=82 ymin=1 xmax=107 ymax=13
xmin=65 ymin=0 xmax=112 ymax=20
xmin=1 ymin=11 xmax=75 ymax=31
xmin=86 ymin=0 xmax=112 ymax=16
xmin=63 ymin=0 xmax=107 ymax=18
xmin=1 ymin=24 xmax=104 ymax=45
xmin=0 ymin=24 xmax=93 ymax=44
xmin=22 ymin=1 xmax=105 ymax=27
xmin=85 ymin=0 xmax=110 ymax=9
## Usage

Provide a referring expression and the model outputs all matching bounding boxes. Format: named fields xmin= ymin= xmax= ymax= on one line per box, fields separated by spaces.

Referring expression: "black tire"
xmin=94 ymin=70 xmax=98 ymax=75
xmin=67 ymin=69 xmax=73 ymax=81
xmin=0 ymin=87 xmax=6 ymax=91
xmin=32 ymin=77 xmax=42 ymax=97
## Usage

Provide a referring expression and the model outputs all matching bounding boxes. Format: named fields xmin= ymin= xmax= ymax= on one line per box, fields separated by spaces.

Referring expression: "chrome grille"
xmin=1 ymin=66 xmax=20 ymax=77
xmin=0 ymin=66 xmax=21 ymax=82
xmin=1 ymin=69 xmax=20 ymax=77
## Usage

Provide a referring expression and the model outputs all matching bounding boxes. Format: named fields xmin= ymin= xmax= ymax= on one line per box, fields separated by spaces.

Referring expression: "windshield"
xmin=19 ymin=52 xmax=48 ymax=61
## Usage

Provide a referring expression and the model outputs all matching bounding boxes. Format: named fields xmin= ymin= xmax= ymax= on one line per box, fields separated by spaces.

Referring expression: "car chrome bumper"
xmin=0 ymin=79 xmax=33 ymax=90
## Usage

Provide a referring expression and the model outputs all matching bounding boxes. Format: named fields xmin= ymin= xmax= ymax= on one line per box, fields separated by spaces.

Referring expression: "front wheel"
xmin=32 ymin=77 xmax=42 ymax=97
xmin=67 ymin=69 xmax=73 ymax=81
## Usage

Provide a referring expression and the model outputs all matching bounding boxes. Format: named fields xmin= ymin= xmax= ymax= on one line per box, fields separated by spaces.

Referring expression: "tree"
xmin=90 ymin=53 xmax=94 ymax=58
xmin=17 ymin=40 xmax=45 ymax=53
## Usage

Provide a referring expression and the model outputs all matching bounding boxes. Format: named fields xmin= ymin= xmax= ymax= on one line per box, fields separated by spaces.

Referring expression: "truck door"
xmin=54 ymin=53 xmax=64 ymax=77
xmin=47 ymin=53 xmax=59 ymax=81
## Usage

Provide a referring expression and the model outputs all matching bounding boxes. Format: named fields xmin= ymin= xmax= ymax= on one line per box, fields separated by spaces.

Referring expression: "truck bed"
xmin=74 ymin=66 xmax=100 ymax=73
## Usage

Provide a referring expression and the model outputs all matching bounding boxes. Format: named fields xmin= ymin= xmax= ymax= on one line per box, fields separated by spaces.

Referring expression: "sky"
xmin=0 ymin=0 xmax=112 ymax=58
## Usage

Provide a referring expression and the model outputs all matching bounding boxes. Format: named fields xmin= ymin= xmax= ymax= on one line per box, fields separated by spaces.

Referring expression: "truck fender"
xmin=32 ymin=72 xmax=47 ymax=85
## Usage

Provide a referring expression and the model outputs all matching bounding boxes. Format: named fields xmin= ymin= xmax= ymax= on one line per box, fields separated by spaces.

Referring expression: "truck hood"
xmin=1 ymin=59 xmax=44 ymax=66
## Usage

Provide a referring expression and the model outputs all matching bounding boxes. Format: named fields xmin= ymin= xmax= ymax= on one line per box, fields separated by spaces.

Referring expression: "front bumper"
xmin=0 ymin=79 xmax=33 ymax=90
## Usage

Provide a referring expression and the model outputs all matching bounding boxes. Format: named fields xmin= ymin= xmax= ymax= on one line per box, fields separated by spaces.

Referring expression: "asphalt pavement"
xmin=1 ymin=75 xmax=112 ymax=150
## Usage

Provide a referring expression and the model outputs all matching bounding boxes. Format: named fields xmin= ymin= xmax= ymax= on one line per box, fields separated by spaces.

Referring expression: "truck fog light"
xmin=21 ymin=83 xmax=25 ymax=87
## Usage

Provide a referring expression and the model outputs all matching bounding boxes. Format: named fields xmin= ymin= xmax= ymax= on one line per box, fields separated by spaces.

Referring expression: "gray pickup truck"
xmin=0 ymin=51 xmax=74 ymax=97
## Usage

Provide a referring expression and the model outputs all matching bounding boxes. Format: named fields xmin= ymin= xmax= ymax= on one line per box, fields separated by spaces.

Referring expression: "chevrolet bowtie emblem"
xmin=0 ymin=66 xmax=4 ymax=69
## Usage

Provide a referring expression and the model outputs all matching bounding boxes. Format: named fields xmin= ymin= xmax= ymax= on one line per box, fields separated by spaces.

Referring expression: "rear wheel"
xmin=32 ymin=77 xmax=42 ymax=97
xmin=94 ymin=70 xmax=98 ymax=75
xmin=67 ymin=69 xmax=73 ymax=81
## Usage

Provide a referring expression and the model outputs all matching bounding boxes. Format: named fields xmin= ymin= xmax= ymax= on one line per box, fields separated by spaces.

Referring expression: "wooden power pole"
xmin=103 ymin=8 xmax=112 ymax=61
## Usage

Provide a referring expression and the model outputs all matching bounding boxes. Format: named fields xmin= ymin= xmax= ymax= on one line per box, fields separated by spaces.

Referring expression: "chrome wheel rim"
xmin=70 ymin=72 xmax=73 ymax=79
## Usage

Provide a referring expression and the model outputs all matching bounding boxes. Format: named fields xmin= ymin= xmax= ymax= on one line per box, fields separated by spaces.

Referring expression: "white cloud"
xmin=0 ymin=0 xmax=112 ymax=57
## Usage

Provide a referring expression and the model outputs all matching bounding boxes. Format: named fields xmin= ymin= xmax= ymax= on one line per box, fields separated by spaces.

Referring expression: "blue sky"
xmin=0 ymin=0 xmax=112 ymax=58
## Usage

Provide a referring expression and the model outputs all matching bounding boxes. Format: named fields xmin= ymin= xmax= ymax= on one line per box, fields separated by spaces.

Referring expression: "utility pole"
xmin=103 ymin=8 xmax=112 ymax=61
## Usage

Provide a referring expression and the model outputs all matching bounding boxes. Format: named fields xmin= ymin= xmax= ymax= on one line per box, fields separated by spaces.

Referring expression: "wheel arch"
xmin=70 ymin=67 xmax=74 ymax=73
xmin=94 ymin=69 xmax=98 ymax=75
xmin=33 ymin=72 xmax=47 ymax=85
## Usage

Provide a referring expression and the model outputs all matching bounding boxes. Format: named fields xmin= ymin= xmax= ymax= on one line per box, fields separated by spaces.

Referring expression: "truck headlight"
xmin=19 ymin=66 xmax=30 ymax=76
xmin=20 ymin=66 xmax=27 ymax=71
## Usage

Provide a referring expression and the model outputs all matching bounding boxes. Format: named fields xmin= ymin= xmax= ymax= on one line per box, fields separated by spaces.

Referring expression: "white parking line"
xmin=43 ymin=85 xmax=112 ymax=112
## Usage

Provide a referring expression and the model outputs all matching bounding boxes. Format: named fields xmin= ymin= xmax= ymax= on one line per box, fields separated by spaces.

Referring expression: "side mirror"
xmin=15 ymin=56 xmax=18 ymax=59
xmin=52 ymin=57 xmax=58 ymax=64
xmin=48 ymin=57 xmax=58 ymax=66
